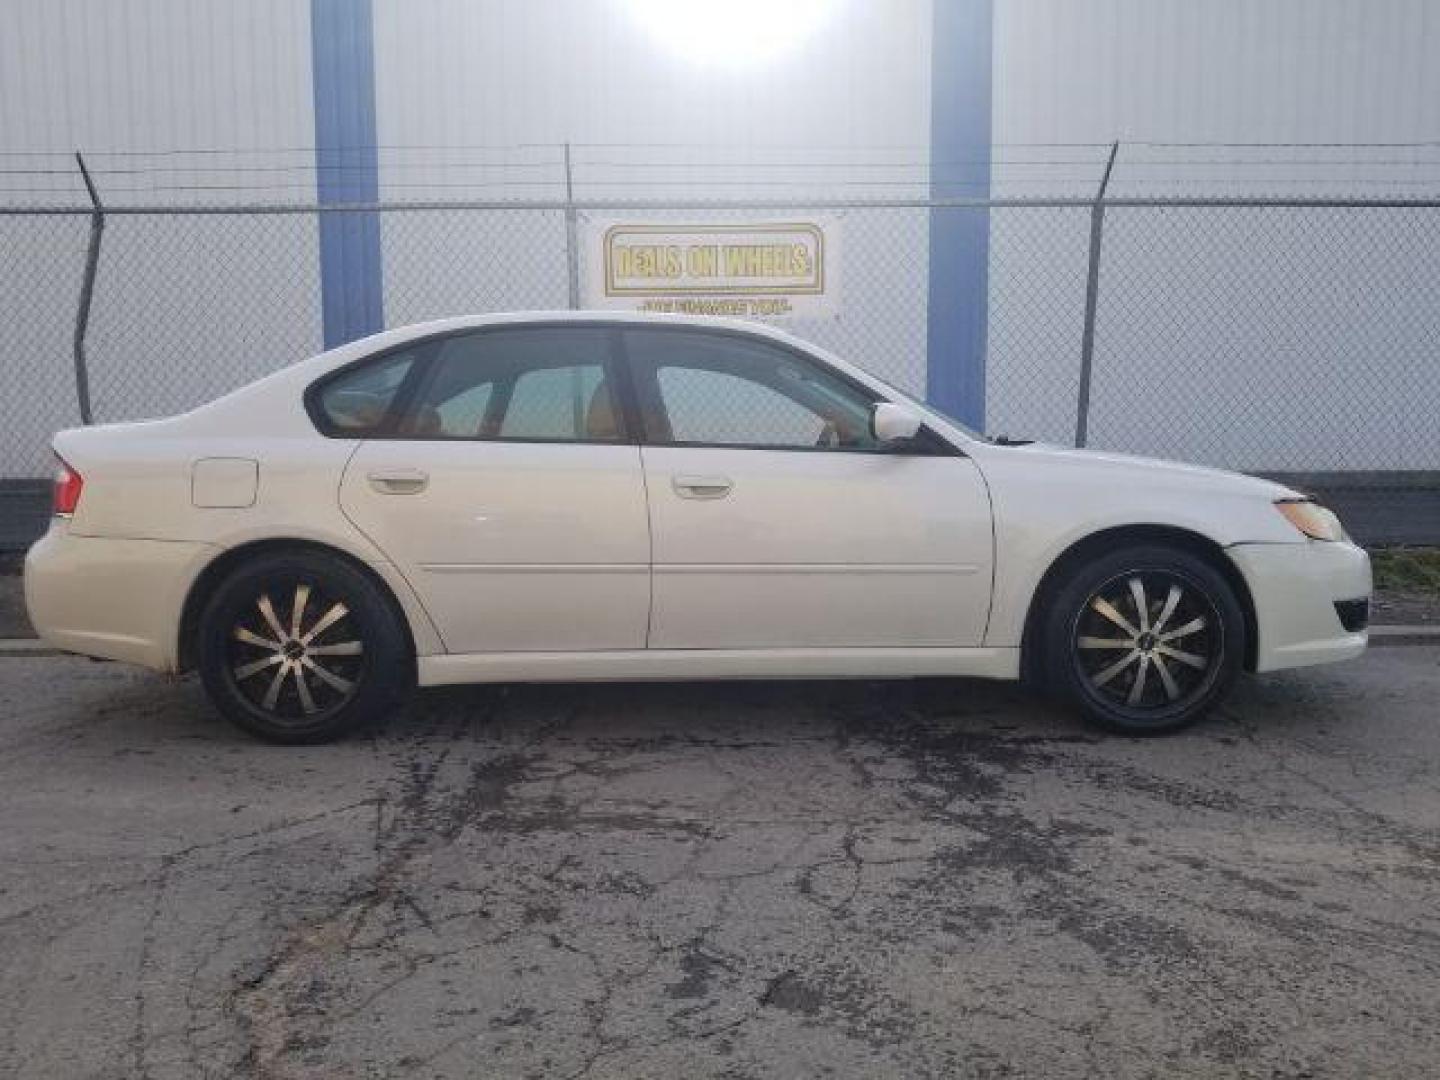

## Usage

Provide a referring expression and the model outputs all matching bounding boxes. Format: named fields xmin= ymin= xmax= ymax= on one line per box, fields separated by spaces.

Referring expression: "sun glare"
xmin=623 ymin=0 xmax=839 ymax=68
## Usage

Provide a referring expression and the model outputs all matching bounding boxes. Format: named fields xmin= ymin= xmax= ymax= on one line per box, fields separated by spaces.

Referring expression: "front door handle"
xmin=367 ymin=468 xmax=429 ymax=494
xmin=672 ymin=474 xmax=733 ymax=500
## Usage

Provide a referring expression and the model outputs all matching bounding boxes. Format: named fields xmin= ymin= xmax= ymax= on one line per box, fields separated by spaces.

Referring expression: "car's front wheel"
xmin=197 ymin=549 xmax=411 ymax=743
xmin=1043 ymin=544 xmax=1245 ymax=735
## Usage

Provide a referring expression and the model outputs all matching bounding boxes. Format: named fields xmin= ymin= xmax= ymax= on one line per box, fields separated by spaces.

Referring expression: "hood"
xmin=978 ymin=441 xmax=1302 ymax=500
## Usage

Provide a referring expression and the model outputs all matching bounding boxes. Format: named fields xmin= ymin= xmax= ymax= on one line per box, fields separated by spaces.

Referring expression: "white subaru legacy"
xmin=24 ymin=312 xmax=1370 ymax=743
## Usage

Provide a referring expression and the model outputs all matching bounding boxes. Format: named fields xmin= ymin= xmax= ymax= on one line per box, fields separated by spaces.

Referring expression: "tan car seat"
xmin=585 ymin=380 xmax=619 ymax=439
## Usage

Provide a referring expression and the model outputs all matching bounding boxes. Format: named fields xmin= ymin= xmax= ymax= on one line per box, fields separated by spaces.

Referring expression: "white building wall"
xmin=0 ymin=0 xmax=314 ymax=168
xmin=985 ymin=0 xmax=1440 ymax=468
xmin=369 ymin=0 xmax=937 ymax=394
xmin=995 ymin=0 xmax=1440 ymax=148
xmin=2 ymin=0 xmax=1439 ymax=476
xmin=0 ymin=0 xmax=319 ymax=476
xmin=373 ymin=0 xmax=931 ymax=155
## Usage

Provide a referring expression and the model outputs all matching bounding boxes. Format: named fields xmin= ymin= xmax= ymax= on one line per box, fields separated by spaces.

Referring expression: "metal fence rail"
xmin=1 ymin=162 xmax=1438 ymax=538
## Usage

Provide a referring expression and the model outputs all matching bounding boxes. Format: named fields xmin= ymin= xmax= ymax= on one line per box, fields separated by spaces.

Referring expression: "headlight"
xmin=1275 ymin=498 xmax=1347 ymax=542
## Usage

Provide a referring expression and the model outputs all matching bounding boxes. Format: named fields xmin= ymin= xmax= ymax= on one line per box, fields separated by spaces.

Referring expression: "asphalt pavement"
xmin=2 ymin=646 xmax=1438 ymax=1078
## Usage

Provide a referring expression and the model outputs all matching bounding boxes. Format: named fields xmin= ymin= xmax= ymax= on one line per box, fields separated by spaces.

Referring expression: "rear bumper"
xmin=23 ymin=523 xmax=215 ymax=672
xmin=1227 ymin=540 xmax=1371 ymax=673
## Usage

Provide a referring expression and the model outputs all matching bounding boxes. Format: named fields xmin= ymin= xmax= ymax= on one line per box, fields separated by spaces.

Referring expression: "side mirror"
xmin=871 ymin=402 xmax=923 ymax=444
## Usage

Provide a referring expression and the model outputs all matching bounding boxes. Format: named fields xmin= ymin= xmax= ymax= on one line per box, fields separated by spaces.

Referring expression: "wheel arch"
xmin=176 ymin=538 xmax=421 ymax=673
xmin=1019 ymin=524 xmax=1259 ymax=687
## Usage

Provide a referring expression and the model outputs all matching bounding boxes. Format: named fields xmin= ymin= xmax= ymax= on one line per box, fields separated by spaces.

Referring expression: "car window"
xmin=624 ymin=330 xmax=880 ymax=450
xmin=656 ymin=366 xmax=826 ymax=446
xmin=501 ymin=365 xmax=608 ymax=438
xmin=398 ymin=328 xmax=621 ymax=441
xmin=313 ymin=352 xmax=417 ymax=435
xmin=432 ymin=382 xmax=494 ymax=437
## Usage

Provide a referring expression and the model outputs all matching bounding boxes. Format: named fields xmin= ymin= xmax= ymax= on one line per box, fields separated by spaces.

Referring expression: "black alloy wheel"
xmin=1044 ymin=544 xmax=1245 ymax=734
xmin=198 ymin=550 xmax=411 ymax=743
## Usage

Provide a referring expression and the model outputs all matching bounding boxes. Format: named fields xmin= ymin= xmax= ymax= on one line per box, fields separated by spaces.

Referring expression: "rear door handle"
xmin=367 ymin=468 xmax=429 ymax=494
xmin=672 ymin=474 xmax=733 ymax=500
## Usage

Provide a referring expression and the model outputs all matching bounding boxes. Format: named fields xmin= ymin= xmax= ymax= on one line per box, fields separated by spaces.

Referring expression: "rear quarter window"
xmin=311 ymin=352 xmax=417 ymax=435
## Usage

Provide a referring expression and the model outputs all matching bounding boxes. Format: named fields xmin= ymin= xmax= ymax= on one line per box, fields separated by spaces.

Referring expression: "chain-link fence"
xmin=2 ymin=182 xmax=1438 ymax=514
xmin=0 ymin=212 xmax=92 ymax=478
xmin=1089 ymin=201 xmax=1440 ymax=472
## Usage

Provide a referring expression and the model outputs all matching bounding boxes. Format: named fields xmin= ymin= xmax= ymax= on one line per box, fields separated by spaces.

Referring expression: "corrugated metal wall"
xmin=985 ymin=0 xmax=1440 ymax=468
xmin=0 ymin=0 xmax=314 ymax=173
xmin=995 ymin=0 xmax=1440 ymax=147
xmin=0 ymin=0 xmax=321 ymax=478
xmin=372 ymin=0 xmax=930 ymax=162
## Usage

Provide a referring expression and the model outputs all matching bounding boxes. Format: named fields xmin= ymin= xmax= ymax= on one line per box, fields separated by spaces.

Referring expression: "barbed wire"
xmin=6 ymin=141 xmax=1440 ymax=207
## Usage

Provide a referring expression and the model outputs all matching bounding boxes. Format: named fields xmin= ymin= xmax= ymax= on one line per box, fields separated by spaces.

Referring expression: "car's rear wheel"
xmin=197 ymin=550 xmax=411 ymax=743
xmin=1043 ymin=544 xmax=1244 ymax=735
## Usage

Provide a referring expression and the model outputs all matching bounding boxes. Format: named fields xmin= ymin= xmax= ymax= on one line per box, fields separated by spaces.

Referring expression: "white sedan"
xmin=25 ymin=312 xmax=1370 ymax=743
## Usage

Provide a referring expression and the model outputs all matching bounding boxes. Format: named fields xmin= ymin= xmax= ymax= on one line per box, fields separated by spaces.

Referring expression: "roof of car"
xmin=334 ymin=309 xmax=804 ymax=353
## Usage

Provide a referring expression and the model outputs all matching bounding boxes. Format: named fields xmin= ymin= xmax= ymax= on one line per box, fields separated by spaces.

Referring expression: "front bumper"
xmin=1227 ymin=540 xmax=1371 ymax=673
xmin=23 ymin=522 xmax=216 ymax=672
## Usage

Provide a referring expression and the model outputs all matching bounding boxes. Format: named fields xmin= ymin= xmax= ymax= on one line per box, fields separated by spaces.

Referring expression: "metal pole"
xmin=72 ymin=151 xmax=104 ymax=426
xmin=1073 ymin=140 xmax=1119 ymax=448
xmin=563 ymin=142 xmax=580 ymax=310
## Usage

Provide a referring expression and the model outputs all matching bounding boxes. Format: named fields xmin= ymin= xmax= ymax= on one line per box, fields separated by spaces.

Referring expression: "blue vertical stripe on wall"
xmin=311 ymin=0 xmax=383 ymax=348
xmin=927 ymin=0 xmax=993 ymax=430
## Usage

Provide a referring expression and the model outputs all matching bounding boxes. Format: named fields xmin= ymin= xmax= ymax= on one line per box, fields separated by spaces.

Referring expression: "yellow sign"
xmin=582 ymin=219 xmax=837 ymax=319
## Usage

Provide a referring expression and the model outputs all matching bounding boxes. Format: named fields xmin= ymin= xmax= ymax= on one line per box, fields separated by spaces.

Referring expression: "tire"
xmin=197 ymin=549 xmax=412 ymax=743
xmin=1042 ymin=544 xmax=1245 ymax=735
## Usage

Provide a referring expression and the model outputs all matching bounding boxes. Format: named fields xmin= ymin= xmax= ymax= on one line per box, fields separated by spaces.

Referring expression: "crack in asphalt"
xmin=220 ymin=683 xmax=1440 ymax=1077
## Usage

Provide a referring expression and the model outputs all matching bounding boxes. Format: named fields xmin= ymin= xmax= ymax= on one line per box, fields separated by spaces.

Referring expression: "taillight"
xmin=53 ymin=454 xmax=84 ymax=517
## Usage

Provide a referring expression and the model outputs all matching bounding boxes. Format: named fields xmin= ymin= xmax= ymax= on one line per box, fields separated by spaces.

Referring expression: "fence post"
xmin=563 ymin=143 xmax=580 ymax=310
xmin=1073 ymin=140 xmax=1119 ymax=448
xmin=72 ymin=151 xmax=104 ymax=426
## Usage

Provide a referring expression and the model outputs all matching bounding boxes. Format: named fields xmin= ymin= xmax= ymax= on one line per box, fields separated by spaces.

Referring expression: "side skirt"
xmin=417 ymin=647 xmax=1020 ymax=687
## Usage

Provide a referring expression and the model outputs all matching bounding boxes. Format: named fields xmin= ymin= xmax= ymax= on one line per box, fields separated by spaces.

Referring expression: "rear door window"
xmin=397 ymin=327 xmax=624 ymax=442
